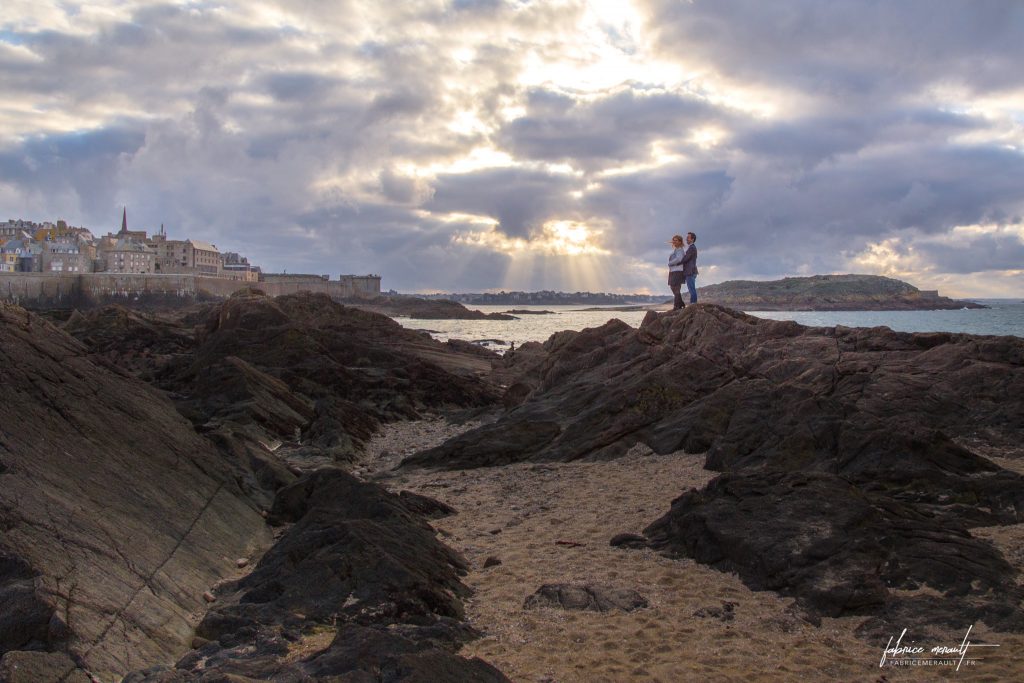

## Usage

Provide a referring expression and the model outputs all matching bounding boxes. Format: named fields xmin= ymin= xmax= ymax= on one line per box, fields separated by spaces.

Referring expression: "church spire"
xmin=121 ymin=207 xmax=127 ymax=234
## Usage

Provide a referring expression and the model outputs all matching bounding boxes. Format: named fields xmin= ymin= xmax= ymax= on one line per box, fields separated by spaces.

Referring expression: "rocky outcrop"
xmin=62 ymin=293 xmax=502 ymax=488
xmin=346 ymin=295 xmax=517 ymax=320
xmin=402 ymin=304 xmax=1024 ymax=631
xmin=61 ymin=305 xmax=195 ymax=380
xmin=644 ymin=471 xmax=1024 ymax=630
xmin=0 ymin=302 xmax=271 ymax=680
xmin=523 ymin=584 xmax=648 ymax=612
xmin=697 ymin=273 xmax=985 ymax=310
xmin=4 ymin=296 xmax=511 ymax=680
xmin=126 ymin=470 xmax=509 ymax=681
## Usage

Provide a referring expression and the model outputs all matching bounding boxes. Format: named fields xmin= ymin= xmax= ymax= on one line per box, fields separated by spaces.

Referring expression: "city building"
xmin=149 ymin=225 xmax=189 ymax=273
xmin=102 ymin=238 xmax=156 ymax=274
xmin=41 ymin=240 xmax=92 ymax=273
xmin=189 ymin=240 xmax=222 ymax=276
xmin=222 ymin=252 xmax=260 ymax=282
xmin=149 ymin=225 xmax=223 ymax=276
xmin=0 ymin=239 xmax=29 ymax=272
xmin=1 ymin=219 xmax=41 ymax=240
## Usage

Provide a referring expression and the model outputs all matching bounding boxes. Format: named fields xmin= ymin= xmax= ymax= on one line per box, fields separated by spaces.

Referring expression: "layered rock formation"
xmin=0 ymin=302 xmax=270 ymax=681
xmin=403 ymin=305 xmax=1024 ymax=632
xmin=63 ymin=292 xmax=501 ymax=506
xmin=127 ymin=470 xmax=508 ymax=682
xmin=2 ymin=293 xmax=510 ymax=680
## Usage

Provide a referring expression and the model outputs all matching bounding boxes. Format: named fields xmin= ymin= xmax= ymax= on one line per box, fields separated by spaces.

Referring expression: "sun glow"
xmin=453 ymin=219 xmax=611 ymax=257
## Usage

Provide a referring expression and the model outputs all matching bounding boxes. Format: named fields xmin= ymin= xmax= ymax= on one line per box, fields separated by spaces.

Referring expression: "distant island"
xmin=698 ymin=274 xmax=986 ymax=311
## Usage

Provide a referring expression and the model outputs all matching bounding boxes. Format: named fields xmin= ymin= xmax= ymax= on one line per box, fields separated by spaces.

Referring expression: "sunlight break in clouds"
xmin=453 ymin=218 xmax=615 ymax=292
xmin=454 ymin=219 xmax=611 ymax=257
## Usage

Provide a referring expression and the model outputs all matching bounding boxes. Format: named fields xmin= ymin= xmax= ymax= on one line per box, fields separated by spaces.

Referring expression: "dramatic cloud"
xmin=0 ymin=0 xmax=1022 ymax=296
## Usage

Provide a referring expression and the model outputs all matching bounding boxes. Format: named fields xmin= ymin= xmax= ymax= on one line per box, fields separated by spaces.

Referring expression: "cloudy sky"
xmin=2 ymin=1 xmax=1023 ymax=296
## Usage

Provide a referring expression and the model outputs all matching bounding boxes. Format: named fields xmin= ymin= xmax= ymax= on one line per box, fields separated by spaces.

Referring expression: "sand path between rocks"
xmin=362 ymin=418 xmax=1024 ymax=683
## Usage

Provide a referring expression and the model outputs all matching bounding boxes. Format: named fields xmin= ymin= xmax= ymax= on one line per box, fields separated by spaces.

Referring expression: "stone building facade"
xmin=102 ymin=239 xmax=156 ymax=274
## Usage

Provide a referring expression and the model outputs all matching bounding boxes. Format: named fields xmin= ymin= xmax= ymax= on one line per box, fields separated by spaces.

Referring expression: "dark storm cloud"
xmin=497 ymin=87 xmax=721 ymax=166
xmin=584 ymin=164 xmax=734 ymax=255
xmin=641 ymin=0 xmax=1024 ymax=98
xmin=451 ymin=0 xmax=507 ymax=12
xmin=294 ymin=201 xmax=512 ymax=290
xmin=428 ymin=167 xmax=580 ymax=238
xmin=0 ymin=126 xmax=146 ymax=217
xmin=3 ymin=6 xmax=278 ymax=102
xmin=730 ymin=108 xmax=985 ymax=170
xmin=263 ymin=72 xmax=344 ymax=102
xmin=914 ymin=232 xmax=1024 ymax=274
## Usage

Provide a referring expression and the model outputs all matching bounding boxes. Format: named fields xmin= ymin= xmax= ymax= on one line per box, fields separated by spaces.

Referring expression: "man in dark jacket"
xmin=682 ymin=232 xmax=698 ymax=304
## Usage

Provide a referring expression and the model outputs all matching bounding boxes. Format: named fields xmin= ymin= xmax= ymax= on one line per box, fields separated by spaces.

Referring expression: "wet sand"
xmin=363 ymin=419 xmax=1024 ymax=682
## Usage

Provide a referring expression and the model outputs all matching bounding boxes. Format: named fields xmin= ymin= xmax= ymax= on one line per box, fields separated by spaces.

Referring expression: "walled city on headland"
xmin=0 ymin=211 xmax=380 ymax=308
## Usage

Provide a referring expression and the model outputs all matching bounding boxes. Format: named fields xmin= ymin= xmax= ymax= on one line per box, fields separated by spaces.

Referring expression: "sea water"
xmin=393 ymin=300 xmax=1024 ymax=351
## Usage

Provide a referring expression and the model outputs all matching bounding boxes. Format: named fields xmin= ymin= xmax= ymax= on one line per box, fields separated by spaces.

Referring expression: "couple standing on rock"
xmin=667 ymin=232 xmax=698 ymax=310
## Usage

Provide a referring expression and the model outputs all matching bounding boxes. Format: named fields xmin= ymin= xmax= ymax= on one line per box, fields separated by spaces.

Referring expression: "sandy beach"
xmin=364 ymin=418 xmax=1024 ymax=683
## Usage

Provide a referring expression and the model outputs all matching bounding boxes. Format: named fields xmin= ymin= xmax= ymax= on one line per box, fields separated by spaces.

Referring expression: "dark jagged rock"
xmin=0 ymin=552 xmax=52 ymax=654
xmin=523 ymin=584 xmax=648 ymax=612
xmin=404 ymin=307 xmax=1024 ymax=519
xmin=445 ymin=338 xmax=502 ymax=359
xmin=644 ymin=471 xmax=1024 ymax=629
xmin=0 ymin=651 xmax=92 ymax=683
xmin=9 ymin=294 xmax=510 ymax=679
xmin=0 ymin=302 xmax=270 ymax=680
xmin=403 ymin=419 xmax=561 ymax=469
xmin=398 ymin=490 xmax=458 ymax=519
xmin=61 ymin=304 xmax=198 ymax=379
xmin=131 ymin=469 xmax=508 ymax=682
xmin=402 ymin=304 xmax=1024 ymax=632
xmin=63 ymin=292 xmax=502 ymax=482
xmin=609 ymin=533 xmax=648 ymax=549
xmin=346 ymin=295 xmax=517 ymax=320
xmin=168 ymin=292 xmax=499 ymax=452
xmin=694 ymin=602 xmax=736 ymax=622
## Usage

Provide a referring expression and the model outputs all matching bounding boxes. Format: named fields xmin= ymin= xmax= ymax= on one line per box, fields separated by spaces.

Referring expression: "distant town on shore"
xmin=0 ymin=212 xmax=382 ymax=307
xmin=1 ymin=211 xmax=266 ymax=279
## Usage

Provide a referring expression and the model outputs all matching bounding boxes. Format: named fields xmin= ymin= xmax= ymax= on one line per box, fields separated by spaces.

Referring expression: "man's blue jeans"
xmin=686 ymin=275 xmax=697 ymax=303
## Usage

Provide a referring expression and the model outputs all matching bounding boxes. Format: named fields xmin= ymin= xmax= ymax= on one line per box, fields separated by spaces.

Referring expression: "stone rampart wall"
xmin=0 ymin=273 xmax=381 ymax=309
